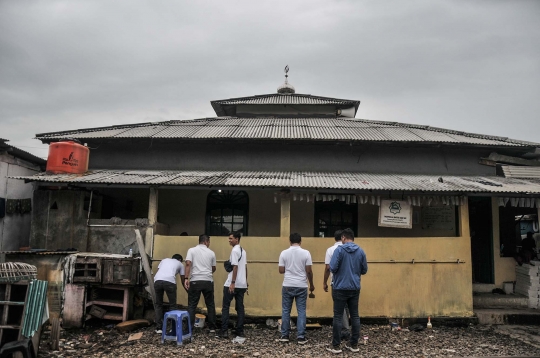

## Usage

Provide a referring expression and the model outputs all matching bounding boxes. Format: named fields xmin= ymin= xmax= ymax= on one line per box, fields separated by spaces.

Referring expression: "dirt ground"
xmin=37 ymin=323 xmax=540 ymax=358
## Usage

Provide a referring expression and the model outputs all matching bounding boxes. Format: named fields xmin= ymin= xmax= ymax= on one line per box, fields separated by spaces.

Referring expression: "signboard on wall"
xmin=421 ymin=206 xmax=455 ymax=230
xmin=378 ymin=200 xmax=412 ymax=229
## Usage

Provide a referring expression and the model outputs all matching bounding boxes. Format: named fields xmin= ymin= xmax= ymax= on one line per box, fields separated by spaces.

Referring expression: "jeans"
xmin=332 ymin=289 xmax=360 ymax=347
xmin=332 ymin=288 xmax=350 ymax=332
xmin=154 ymin=280 xmax=177 ymax=326
xmin=187 ymin=280 xmax=217 ymax=329
xmin=281 ymin=286 xmax=307 ymax=338
xmin=221 ymin=286 xmax=247 ymax=336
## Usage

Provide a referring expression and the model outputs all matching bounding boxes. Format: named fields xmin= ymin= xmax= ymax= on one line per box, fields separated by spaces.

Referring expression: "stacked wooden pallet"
xmin=515 ymin=260 xmax=540 ymax=308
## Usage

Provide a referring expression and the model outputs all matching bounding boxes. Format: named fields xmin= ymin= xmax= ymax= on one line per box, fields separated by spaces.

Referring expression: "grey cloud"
xmin=1 ymin=0 xmax=539 ymax=158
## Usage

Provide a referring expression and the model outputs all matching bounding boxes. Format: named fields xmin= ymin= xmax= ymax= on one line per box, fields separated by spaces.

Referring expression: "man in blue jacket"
xmin=326 ymin=228 xmax=368 ymax=354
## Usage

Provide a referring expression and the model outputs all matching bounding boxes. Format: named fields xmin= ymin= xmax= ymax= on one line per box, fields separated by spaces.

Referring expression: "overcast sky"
xmin=1 ymin=0 xmax=539 ymax=159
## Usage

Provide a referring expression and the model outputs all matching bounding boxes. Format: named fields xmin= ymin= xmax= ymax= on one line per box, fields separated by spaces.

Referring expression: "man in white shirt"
xmin=217 ymin=231 xmax=248 ymax=340
xmin=323 ymin=230 xmax=350 ymax=335
xmin=184 ymin=234 xmax=217 ymax=332
xmin=154 ymin=254 xmax=185 ymax=333
xmin=278 ymin=233 xmax=315 ymax=345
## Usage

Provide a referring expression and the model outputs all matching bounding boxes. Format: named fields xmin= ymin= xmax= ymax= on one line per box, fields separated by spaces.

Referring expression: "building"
xmin=14 ymin=72 xmax=540 ymax=319
xmin=0 ymin=138 xmax=45 ymax=250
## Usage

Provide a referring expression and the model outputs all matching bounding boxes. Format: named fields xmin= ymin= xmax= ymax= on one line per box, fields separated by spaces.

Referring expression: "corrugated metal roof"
xmin=22 ymin=280 xmax=48 ymax=338
xmin=11 ymin=170 xmax=540 ymax=194
xmin=35 ymin=117 xmax=539 ymax=147
xmin=500 ymin=165 xmax=540 ymax=179
xmin=0 ymin=138 xmax=47 ymax=167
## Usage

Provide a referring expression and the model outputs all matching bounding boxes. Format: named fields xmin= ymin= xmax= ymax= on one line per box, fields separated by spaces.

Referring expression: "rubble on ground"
xmin=38 ymin=323 xmax=540 ymax=357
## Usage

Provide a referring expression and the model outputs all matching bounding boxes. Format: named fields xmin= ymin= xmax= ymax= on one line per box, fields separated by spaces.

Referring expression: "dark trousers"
xmin=332 ymin=289 xmax=361 ymax=347
xmin=154 ymin=280 xmax=177 ymax=326
xmin=187 ymin=280 xmax=216 ymax=329
xmin=221 ymin=286 xmax=247 ymax=336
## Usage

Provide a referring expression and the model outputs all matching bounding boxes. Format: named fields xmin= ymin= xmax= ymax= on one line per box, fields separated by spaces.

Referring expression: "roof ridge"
xmin=211 ymin=92 xmax=360 ymax=104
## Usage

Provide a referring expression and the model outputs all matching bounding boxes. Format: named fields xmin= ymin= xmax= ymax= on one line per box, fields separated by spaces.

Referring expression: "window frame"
xmin=314 ymin=197 xmax=358 ymax=237
xmin=205 ymin=190 xmax=249 ymax=236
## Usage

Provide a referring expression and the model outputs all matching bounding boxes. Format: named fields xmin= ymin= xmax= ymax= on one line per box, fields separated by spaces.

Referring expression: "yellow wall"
xmin=491 ymin=197 xmax=517 ymax=286
xmin=153 ymin=202 xmax=473 ymax=318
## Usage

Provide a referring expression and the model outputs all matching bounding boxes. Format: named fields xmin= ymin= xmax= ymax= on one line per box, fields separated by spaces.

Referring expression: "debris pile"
xmin=37 ymin=323 xmax=540 ymax=357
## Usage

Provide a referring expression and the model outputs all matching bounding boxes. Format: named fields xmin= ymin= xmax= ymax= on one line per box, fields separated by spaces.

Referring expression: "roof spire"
xmin=277 ymin=65 xmax=295 ymax=94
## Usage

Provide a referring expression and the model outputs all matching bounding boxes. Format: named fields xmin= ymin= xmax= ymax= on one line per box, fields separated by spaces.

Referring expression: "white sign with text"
xmin=378 ymin=200 xmax=413 ymax=229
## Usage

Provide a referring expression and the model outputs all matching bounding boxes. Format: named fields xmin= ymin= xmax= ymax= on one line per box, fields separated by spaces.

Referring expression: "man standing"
xmin=217 ymin=231 xmax=248 ymax=340
xmin=327 ymin=228 xmax=368 ymax=354
xmin=278 ymin=233 xmax=314 ymax=345
xmin=323 ymin=230 xmax=350 ymax=337
xmin=184 ymin=234 xmax=217 ymax=332
xmin=154 ymin=253 xmax=186 ymax=333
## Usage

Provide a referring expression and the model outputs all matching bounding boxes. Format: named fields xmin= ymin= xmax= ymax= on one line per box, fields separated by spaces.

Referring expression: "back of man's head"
xmin=289 ymin=232 xmax=301 ymax=244
xmin=342 ymin=228 xmax=355 ymax=241
xmin=172 ymin=254 xmax=183 ymax=261
xmin=199 ymin=234 xmax=210 ymax=244
xmin=334 ymin=230 xmax=343 ymax=242
xmin=527 ymin=232 xmax=534 ymax=239
xmin=229 ymin=231 xmax=242 ymax=241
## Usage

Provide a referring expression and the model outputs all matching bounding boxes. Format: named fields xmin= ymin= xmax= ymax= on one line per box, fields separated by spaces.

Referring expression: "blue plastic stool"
xmin=160 ymin=310 xmax=192 ymax=345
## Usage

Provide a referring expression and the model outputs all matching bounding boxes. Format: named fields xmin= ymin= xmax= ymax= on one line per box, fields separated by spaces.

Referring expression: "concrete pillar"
xmin=280 ymin=194 xmax=291 ymax=239
xmin=145 ymin=187 xmax=158 ymax=257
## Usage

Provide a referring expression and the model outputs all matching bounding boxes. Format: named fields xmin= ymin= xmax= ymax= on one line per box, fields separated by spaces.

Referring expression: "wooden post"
xmin=135 ymin=229 xmax=156 ymax=308
xmin=459 ymin=198 xmax=470 ymax=238
xmin=280 ymin=194 xmax=291 ymax=238
xmin=146 ymin=187 xmax=158 ymax=257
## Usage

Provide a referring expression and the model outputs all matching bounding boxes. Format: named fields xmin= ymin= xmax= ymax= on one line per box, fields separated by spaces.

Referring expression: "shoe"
xmin=278 ymin=335 xmax=289 ymax=342
xmin=209 ymin=329 xmax=216 ymax=333
xmin=215 ymin=331 xmax=229 ymax=339
xmin=155 ymin=329 xmax=162 ymax=334
xmin=345 ymin=343 xmax=359 ymax=352
xmin=297 ymin=337 xmax=308 ymax=345
xmin=326 ymin=345 xmax=342 ymax=354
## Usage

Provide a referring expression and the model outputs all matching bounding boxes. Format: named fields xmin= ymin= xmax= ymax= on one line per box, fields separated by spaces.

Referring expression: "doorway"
xmin=468 ymin=197 xmax=494 ymax=284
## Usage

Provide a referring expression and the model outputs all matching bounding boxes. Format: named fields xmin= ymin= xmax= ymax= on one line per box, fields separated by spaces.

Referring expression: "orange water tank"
xmin=46 ymin=141 xmax=90 ymax=174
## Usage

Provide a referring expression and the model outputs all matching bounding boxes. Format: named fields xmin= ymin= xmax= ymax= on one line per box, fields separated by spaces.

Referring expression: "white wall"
xmin=0 ymin=154 xmax=41 ymax=250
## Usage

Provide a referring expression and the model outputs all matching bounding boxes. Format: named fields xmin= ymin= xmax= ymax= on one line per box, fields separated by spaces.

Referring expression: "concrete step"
xmin=473 ymin=292 xmax=529 ymax=309
xmin=475 ymin=308 xmax=540 ymax=325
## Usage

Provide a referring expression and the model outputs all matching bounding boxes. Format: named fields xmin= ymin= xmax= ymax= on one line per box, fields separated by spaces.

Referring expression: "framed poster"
xmin=421 ymin=206 xmax=455 ymax=230
xmin=378 ymin=200 xmax=412 ymax=229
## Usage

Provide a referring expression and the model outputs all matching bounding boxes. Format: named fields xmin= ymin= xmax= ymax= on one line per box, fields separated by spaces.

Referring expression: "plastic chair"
xmin=0 ymin=338 xmax=36 ymax=358
xmin=160 ymin=310 xmax=192 ymax=345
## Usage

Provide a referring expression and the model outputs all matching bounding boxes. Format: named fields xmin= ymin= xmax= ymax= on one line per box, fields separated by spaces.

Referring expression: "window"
xmin=314 ymin=198 xmax=358 ymax=237
xmin=499 ymin=205 xmax=538 ymax=257
xmin=206 ymin=191 xmax=249 ymax=236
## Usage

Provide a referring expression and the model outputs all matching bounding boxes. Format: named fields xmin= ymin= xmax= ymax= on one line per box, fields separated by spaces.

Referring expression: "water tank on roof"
xmin=46 ymin=140 xmax=90 ymax=174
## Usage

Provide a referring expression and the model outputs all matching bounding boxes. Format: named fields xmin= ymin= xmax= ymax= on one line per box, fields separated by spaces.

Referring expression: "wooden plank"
xmin=63 ymin=284 xmax=86 ymax=328
xmin=122 ymin=287 xmax=129 ymax=321
xmin=135 ymin=229 xmax=156 ymax=308
xmin=86 ymin=299 xmax=124 ymax=308
xmin=116 ymin=319 xmax=150 ymax=332
xmin=102 ymin=313 xmax=123 ymax=320
xmin=1 ymin=284 xmax=11 ymax=325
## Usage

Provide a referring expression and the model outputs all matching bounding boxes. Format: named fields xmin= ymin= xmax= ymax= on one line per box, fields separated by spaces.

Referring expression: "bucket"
xmin=194 ymin=314 xmax=206 ymax=328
